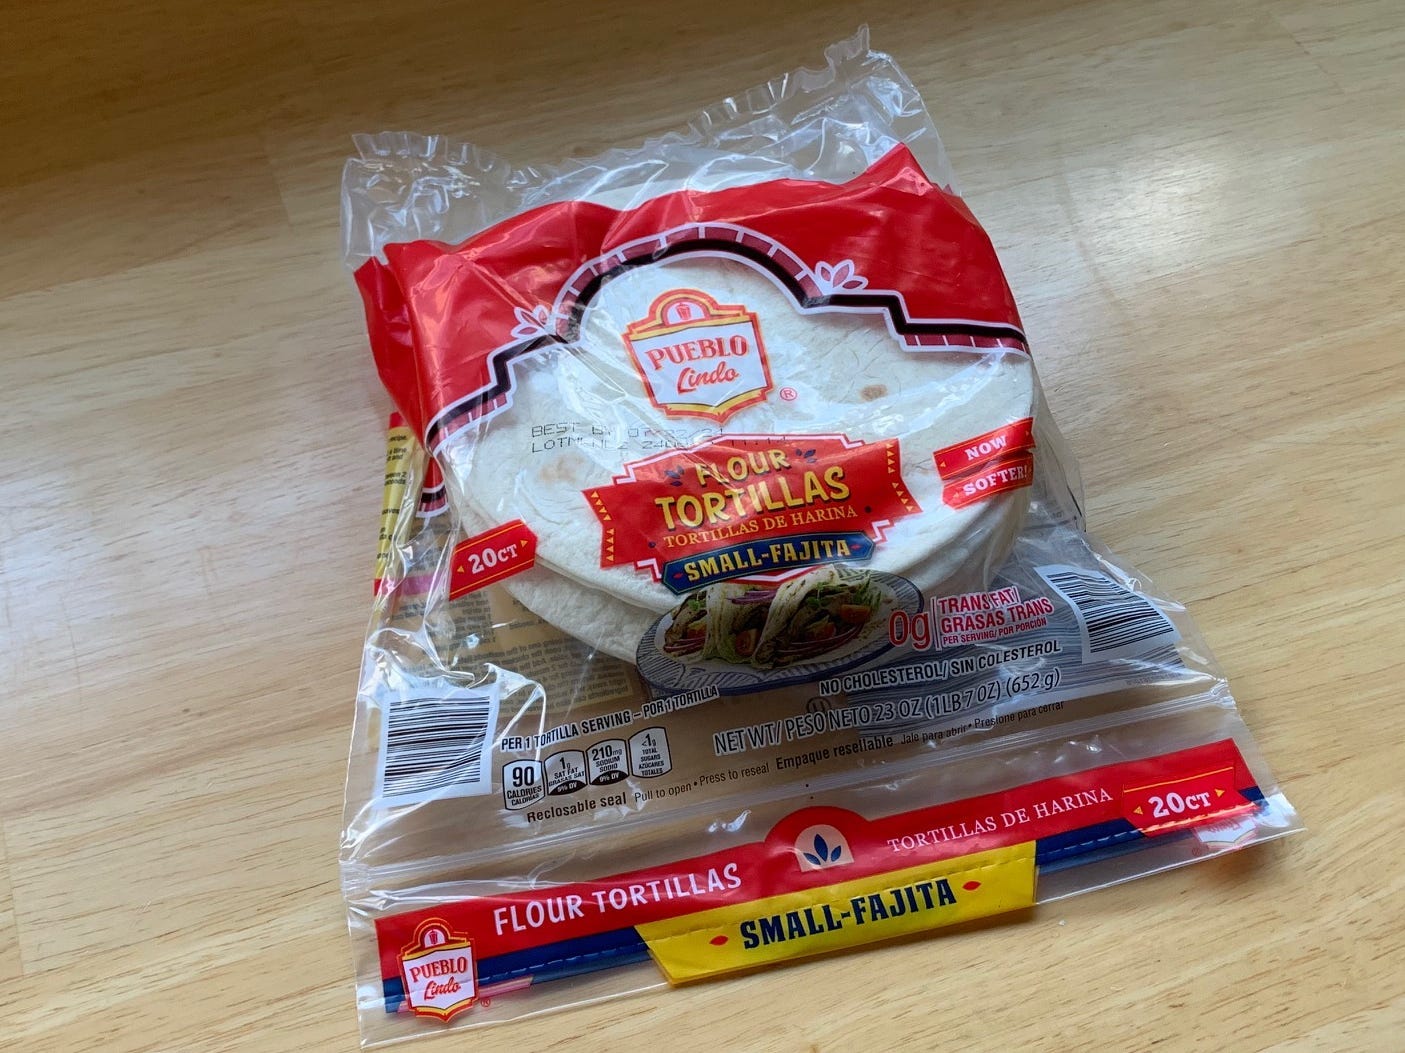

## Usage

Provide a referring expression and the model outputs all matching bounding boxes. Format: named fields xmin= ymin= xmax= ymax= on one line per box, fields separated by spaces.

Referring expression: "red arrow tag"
xmin=1123 ymin=765 xmax=1253 ymax=836
xmin=449 ymin=520 xmax=538 ymax=599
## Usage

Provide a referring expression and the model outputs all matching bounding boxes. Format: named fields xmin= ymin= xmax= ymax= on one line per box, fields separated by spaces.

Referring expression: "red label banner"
xmin=941 ymin=452 xmax=1035 ymax=509
xmin=448 ymin=520 xmax=538 ymax=599
xmin=374 ymin=739 xmax=1261 ymax=982
xmin=585 ymin=433 xmax=919 ymax=581
xmin=1122 ymin=764 xmax=1253 ymax=836
xmin=933 ymin=417 xmax=1035 ymax=479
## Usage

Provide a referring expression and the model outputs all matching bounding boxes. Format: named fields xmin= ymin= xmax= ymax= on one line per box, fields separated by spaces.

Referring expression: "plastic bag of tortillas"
xmin=338 ymin=29 xmax=1301 ymax=1046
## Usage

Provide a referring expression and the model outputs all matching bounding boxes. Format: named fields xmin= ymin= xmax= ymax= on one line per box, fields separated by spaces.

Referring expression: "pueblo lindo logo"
xmin=398 ymin=920 xmax=478 ymax=1021
xmin=623 ymin=289 xmax=774 ymax=422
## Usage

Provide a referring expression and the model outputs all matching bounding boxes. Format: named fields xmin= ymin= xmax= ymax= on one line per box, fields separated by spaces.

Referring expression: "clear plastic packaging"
xmin=339 ymin=29 xmax=1300 ymax=1047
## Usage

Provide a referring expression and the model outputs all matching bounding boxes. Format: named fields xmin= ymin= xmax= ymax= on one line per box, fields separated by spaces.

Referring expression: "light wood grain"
xmin=2 ymin=1 xmax=1402 ymax=1050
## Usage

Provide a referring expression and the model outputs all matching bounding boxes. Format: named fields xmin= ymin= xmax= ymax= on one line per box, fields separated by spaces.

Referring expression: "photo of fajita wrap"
xmin=636 ymin=568 xmax=917 ymax=693
xmin=709 ymin=583 xmax=779 ymax=664
xmin=660 ymin=591 xmax=712 ymax=661
xmin=753 ymin=566 xmax=880 ymax=669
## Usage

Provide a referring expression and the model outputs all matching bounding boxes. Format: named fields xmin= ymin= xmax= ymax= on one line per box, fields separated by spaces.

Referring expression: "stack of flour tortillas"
xmin=439 ymin=254 xmax=1035 ymax=660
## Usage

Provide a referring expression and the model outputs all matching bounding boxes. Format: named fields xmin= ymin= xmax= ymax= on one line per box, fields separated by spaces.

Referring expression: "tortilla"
xmin=708 ymin=582 xmax=778 ymax=665
xmin=441 ymin=256 xmax=1034 ymax=637
xmin=752 ymin=565 xmax=881 ymax=669
xmin=660 ymin=590 xmax=711 ymax=662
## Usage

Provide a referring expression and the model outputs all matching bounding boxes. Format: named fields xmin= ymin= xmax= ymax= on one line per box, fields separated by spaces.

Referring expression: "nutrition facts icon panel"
xmin=629 ymin=727 xmax=672 ymax=778
xmin=502 ymin=759 xmax=545 ymax=811
xmin=588 ymin=739 xmax=628 ymax=785
xmin=545 ymin=749 xmax=587 ymax=796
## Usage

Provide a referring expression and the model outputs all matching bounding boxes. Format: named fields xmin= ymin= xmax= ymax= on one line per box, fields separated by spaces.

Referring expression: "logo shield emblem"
xmin=399 ymin=919 xmax=478 ymax=1021
xmin=623 ymin=289 xmax=773 ymax=423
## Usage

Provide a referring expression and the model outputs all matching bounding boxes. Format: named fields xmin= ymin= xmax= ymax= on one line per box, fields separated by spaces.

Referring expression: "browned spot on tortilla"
xmin=538 ymin=454 xmax=580 ymax=485
xmin=861 ymin=384 xmax=888 ymax=401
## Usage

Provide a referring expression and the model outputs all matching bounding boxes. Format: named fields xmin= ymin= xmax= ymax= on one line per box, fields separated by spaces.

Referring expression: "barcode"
xmin=376 ymin=687 xmax=499 ymax=804
xmin=1037 ymin=565 xmax=1180 ymax=661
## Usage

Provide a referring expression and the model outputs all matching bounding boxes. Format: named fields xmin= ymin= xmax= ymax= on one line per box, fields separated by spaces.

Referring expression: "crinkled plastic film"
xmin=339 ymin=30 xmax=1300 ymax=1047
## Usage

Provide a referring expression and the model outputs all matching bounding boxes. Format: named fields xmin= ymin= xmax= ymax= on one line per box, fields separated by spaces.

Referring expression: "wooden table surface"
xmin=2 ymin=1 xmax=1402 ymax=1050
